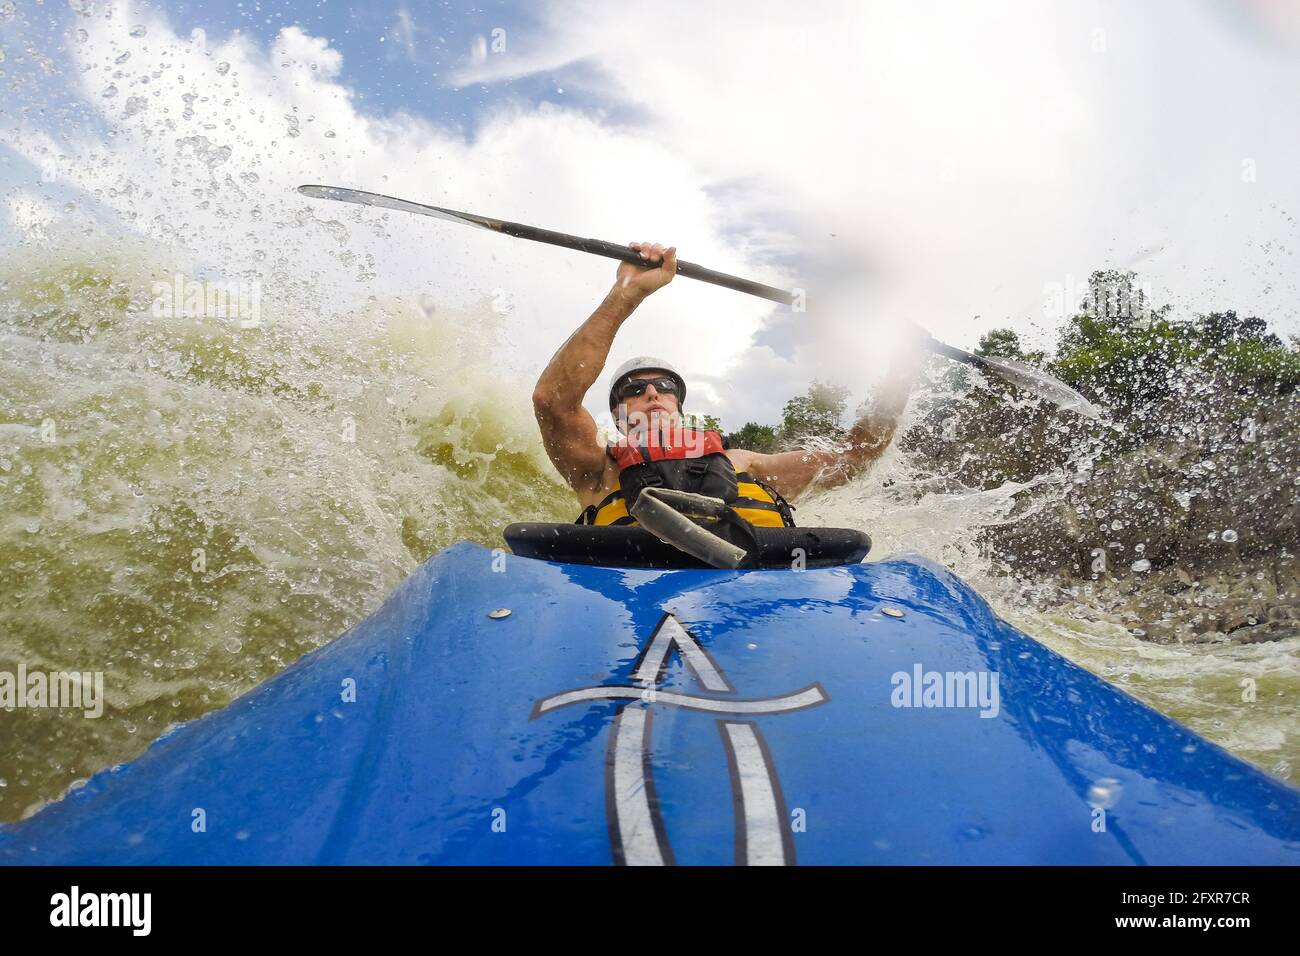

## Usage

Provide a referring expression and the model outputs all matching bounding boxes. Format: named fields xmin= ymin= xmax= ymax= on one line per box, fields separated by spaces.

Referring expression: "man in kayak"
xmin=532 ymin=241 xmax=924 ymax=527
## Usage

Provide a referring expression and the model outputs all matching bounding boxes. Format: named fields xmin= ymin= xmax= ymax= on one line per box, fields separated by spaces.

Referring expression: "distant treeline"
xmin=707 ymin=269 xmax=1300 ymax=468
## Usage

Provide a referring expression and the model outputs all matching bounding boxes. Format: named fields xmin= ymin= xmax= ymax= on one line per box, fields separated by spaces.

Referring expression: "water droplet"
xmin=130 ymin=24 xmax=147 ymax=38
xmin=1221 ymin=529 xmax=1238 ymax=544
xmin=1087 ymin=777 xmax=1123 ymax=809
xmin=881 ymin=606 xmax=904 ymax=618
xmin=216 ymin=61 xmax=231 ymax=75
xmin=1130 ymin=558 xmax=1151 ymax=572
xmin=487 ymin=608 xmax=511 ymax=620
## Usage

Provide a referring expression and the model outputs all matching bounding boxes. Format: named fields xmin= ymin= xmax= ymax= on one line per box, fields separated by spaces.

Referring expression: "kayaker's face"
xmin=615 ymin=372 xmax=680 ymax=435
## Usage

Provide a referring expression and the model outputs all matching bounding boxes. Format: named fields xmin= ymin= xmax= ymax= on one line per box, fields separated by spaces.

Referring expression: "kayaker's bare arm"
xmin=532 ymin=242 xmax=679 ymax=492
xmin=729 ymin=342 xmax=928 ymax=500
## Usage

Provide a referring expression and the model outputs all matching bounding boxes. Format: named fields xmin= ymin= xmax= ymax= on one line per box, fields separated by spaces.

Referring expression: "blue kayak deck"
xmin=3 ymin=542 xmax=1298 ymax=865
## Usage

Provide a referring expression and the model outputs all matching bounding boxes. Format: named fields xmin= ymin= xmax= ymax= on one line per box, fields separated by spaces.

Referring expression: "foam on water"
xmin=0 ymin=240 xmax=568 ymax=820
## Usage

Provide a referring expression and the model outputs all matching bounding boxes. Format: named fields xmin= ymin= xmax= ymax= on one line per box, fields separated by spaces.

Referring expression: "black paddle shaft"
xmin=492 ymin=219 xmax=796 ymax=306
xmin=925 ymin=337 xmax=990 ymax=368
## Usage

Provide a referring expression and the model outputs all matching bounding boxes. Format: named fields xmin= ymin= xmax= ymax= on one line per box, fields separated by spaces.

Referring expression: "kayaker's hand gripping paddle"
xmin=298 ymin=184 xmax=1103 ymax=420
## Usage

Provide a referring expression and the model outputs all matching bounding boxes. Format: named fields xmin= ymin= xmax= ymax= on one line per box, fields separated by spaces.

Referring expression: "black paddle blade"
xmin=975 ymin=353 xmax=1104 ymax=420
xmin=297 ymin=185 xmax=501 ymax=230
xmin=925 ymin=337 xmax=1104 ymax=420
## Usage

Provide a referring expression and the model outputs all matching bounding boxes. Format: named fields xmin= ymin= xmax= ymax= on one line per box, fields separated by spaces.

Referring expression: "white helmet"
xmin=607 ymin=355 xmax=686 ymax=412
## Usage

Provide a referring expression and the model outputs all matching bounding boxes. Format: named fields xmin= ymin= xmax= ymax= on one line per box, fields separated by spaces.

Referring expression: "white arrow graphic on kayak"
xmin=532 ymin=613 xmax=828 ymax=866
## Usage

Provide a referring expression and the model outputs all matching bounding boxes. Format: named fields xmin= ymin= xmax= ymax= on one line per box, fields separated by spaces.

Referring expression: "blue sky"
xmin=3 ymin=1 xmax=563 ymax=114
xmin=149 ymin=0 xmax=594 ymax=126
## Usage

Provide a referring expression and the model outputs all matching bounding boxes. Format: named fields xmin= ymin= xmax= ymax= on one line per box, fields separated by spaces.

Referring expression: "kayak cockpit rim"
xmin=502 ymin=522 xmax=871 ymax=570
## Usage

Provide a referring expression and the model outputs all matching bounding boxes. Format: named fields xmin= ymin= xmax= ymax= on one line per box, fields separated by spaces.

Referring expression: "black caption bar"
xmin=0 ymin=866 xmax=1291 ymax=941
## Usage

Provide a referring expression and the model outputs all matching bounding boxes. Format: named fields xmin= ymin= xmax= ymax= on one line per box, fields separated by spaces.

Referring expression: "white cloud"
xmin=388 ymin=6 xmax=418 ymax=64
xmin=453 ymin=0 xmax=1300 ymax=419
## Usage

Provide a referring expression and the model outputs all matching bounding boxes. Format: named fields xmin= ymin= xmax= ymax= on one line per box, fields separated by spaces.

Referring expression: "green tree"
xmin=1083 ymin=268 xmax=1150 ymax=326
xmin=685 ymin=412 xmax=723 ymax=432
xmin=976 ymin=328 xmax=1024 ymax=360
xmin=778 ymin=380 xmax=849 ymax=446
xmin=977 ymin=328 xmax=1047 ymax=365
xmin=728 ymin=422 xmax=778 ymax=453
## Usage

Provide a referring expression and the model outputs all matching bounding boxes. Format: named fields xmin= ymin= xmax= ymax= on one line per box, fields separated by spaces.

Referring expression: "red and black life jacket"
xmin=575 ymin=427 xmax=795 ymax=528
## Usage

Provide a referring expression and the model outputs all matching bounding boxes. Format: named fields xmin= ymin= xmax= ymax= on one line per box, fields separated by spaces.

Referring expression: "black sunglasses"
xmin=615 ymin=377 xmax=681 ymax=402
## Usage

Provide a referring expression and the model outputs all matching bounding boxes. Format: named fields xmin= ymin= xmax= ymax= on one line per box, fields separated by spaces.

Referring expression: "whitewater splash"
xmin=0 ymin=239 xmax=567 ymax=821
